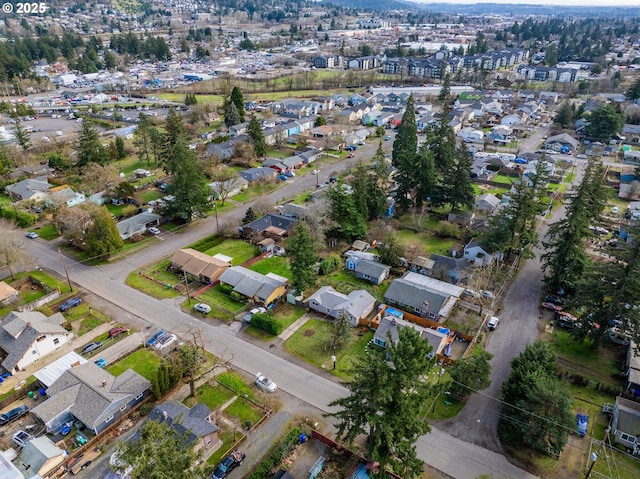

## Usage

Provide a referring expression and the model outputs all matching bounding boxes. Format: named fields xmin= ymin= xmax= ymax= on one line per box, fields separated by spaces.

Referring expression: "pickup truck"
xmin=212 ymin=450 xmax=245 ymax=479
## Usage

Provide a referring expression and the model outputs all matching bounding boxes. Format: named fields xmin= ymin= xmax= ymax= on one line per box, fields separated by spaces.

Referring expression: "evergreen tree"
xmin=414 ymin=143 xmax=438 ymax=208
xmin=13 ymin=122 xmax=31 ymax=151
xmin=84 ymin=206 xmax=123 ymax=259
xmin=75 ymin=119 xmax=108 ymax=168
xmin=247 ymin=114 xmax=267 ymax=157
xmin=327 ymin=327 xmax=437 ymax=478
xmin=555 ymin=101 xmax=573 ymax=129
xmin=330 ymin=311 xmax=352 ymax=354
xmin=587 ymin=104 xmax=623 ymax=140
xmin=223 ymin=99 xmax=241 ymax=127
xmin=541 ymin=158 xmax=606 ymax=292
xmin=158 ymin=109 xmax=188 ymax=175
xmin=287 ymin=222 xmax=318 ymax=294
xmin=377 ymin=234 xmax=405 ymax=267
xmin=327 ymin=182 xmax=367 ymax=242
xmin=392 ymin=95 xmax=418 ymax=211
xmin=133 ymin=113 xmax=154 ymax=168
xmin=242 ymin=207 xmax=257 ymax=224
xmin=628 ymin=77 xmax=640 ymax=100
xmin=165 ymin=144 xmax=211 ymax=221
xmin=431 ymin=113 xmax=456 ymax=175
xmin=230 ymin=86 xmax=245 ymax=122
xmin=499 ymin=342 xmax=574 ymax=456
xmin=314 ymin=116 xmax=327 ymax=127
xmin=350 ymin=161 xmax=386 ymax=220
xmin=440 ymin=142 xmax=475 ymax=210
xmin=438 ymin=73 xmax=451 ymax=101
xmin=115 ymin=136 xmax=126 ymax=159
xmin=447 ymin=349 xmax=493 ymax=398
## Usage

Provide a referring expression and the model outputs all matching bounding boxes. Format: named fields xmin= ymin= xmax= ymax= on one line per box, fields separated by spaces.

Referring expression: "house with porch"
xmin=170 ymin=248 xmax=231 ymax=284
xmin=463 ymin=239 xmax=504 ymax=266
xmin=307 ymin=286 xmax=376 ymax=326
xmin=218 ymin=266 xmax=287 ymax=306
xmin=373 ymin=316 xmax=448 ymax=356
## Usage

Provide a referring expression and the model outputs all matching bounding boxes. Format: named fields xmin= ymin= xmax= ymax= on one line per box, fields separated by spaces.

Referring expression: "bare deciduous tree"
xmin=210 ymin=166 xmax=239 ymax=206
xmin=0 ymin=219 xmax=32 ymax=279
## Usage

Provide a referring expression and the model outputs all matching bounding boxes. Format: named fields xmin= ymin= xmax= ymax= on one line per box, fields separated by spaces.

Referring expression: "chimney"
xmin=27 ymin=322 xmax=32 ymax=328
xmin=163 ymin=411 xmax=168 ymax=420
xmin=102 ymin=380 xmax=107 ymax=387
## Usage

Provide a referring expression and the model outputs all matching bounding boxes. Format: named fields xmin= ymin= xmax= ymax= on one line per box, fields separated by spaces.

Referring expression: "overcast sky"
xmin=412 ymin=0 xmax=639 ymax=5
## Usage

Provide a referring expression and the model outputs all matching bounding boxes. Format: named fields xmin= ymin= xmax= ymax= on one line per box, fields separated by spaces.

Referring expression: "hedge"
xmin=246 ymin=427 xmax=302 ymax=479
xmin=250 ymin=313 xmax=284 ymax=335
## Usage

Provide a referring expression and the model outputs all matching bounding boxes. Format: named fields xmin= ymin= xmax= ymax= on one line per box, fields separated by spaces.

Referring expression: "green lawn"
xmin=23 ymin=270 xmax=71 ymax=294
xmin=107 ymin=348 xmax=162 ymax=381
xmin=190 ymin=383 xmax=235 ymax=410
xmin=395 ymin=229 xmax=459 ymax=257
xmin=202 ymin=239 xmax=258 ymax=265
xmin=126 ymin=270 xmax=181 ymax=299
xmin=33 ymin=224 xmax=59 ymax=240
xmin=285 ymin=319 xmax=374 ymax=379
xmin=492 ymin=174 xmax=516 ymax=185
xmin=223 ymin=397 xmax=264 ymax=426
xmin=550 ymin=329 xmax=622 ymax=379
xmin=266 ymin=149 xmax=296 ymax=159
xmin=248 ymin=256 xmax=291 ymax=280
xmin=138 ymin=189 xmax=163 ymax=204
xmin=0 ymin=194 xmax=12 ymax=204
xmin=232 ymin=182 xmax=279 ymax=203
xmin=196 ymin=285 xmax=246 ymax=320
xmin=105 ymin=202 xmax=126 ymax=217
xmin=78 ymin=314 xmax=108 ymax=336
xmin=216 ymin=371 xmax=256 ymax=400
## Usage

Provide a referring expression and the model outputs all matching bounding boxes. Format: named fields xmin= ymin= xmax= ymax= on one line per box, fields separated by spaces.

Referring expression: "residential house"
xmin=218 ymin=266 xmax=287 ymax=306
xmin=373 ymin=316 xmax=448 ymax=355
xmin=170 ymin=248 xmax=231 ymax=284
xmin=457 ymin=127 xmax=484 ymax=142
xmin=544 ymin=133 xmax=580 ymax=153
xmin=501 ymin=113 xmax=525 ymax=127
xmin=47 ymin=185 xmax=86 ymax=208
xmin=17 ymin=436 xmax=67 ymax=477
xmin=345 ymin=251 xmax=378 ymax=271
xmin=307 ymin=286 xmax=376 ymax=326
xmin=277 ymin=203 xmax=310 ymax=220
xmin=295 ymin=149 xmax=322 ymax=164
xmin=32 ymin=362 xmax=150 ymax=434
xmin=539 ymin=91 xmax=561 ymax=105
xmin=0 ymin=281 xmax=19 ymax=306
xmin=429 ymin=254 xmax=464 ymax=284
xmin=623 ymin=150 xmax=640 ymax=165
xmin=611 ymin=396 xmax=640 ymax=454
xmin=147 ymin=401 xmax=220 ymax=455
xmin=229 ymin=122 xmax=249 ymax=137
xmin=5 ymin=176 xmax=51 ymax=202
xmin=363 ymin=110 xmax=381 ymax=125
xmin=33 ymin=351 xmax=87 ymax=388
xmin=262 ymin=158 xmax=288 ymax=173
xmin=383 ymin=272 xmax=464 ymax=321
xmin=116 ymin=212 xmax=161 ymax=240
xmin=489 ymin=125 xmax=512 ymax=144
xmin=354 ymin=260 xmax=390 ymax=285
xmin=241 ymin=213 xmax=298 ymax=243
xmin=474 ymin=193 xmax=501 ymax=213
xmin=239 ymin=167 xmax=277 ymax=183
xmin=624 ymin=341 xmax=640 ymax=395
xmin=207 ymin=138 xmax=243 ymax=161
xmin=334 ymin=109 xmax=358 ymax=124
xmin=463 ymin=239 xmax=504 ymax=266
xmin=0 ymin=311 xmax=70 ymax=374
xmin=282 ymin=156 xmax=304 ymax=170
xmin=209 ymin=176 xmax=248 ymax=200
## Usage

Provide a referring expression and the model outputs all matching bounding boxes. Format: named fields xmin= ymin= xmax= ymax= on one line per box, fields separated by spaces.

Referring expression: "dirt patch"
xmin=303 ymin=329 xmax=315 ymax=337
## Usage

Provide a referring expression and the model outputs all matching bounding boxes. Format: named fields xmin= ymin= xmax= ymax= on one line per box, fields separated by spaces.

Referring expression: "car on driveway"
xmin=147 ymin=330 xmax=165 ymax=346
xmin=0 ymin=405 xmax=29 ymax=426
xmin=255 ymin=372 xmax=277 ymax=392
xmin=384 ymin=135 xmax=391 ymax=141
xmin=345 ymin=145 xmax=357 ymax=151
xmin=26 ymin=232 xmax=39 ymax=239
xmin=212 ymin=450 xmax=245 ymax=479
xmin=81 ymin=342 xmax=103 ymax=355
xmin=544 ymin=295 xmax=564 ymax=305
xmin=94 ymin=358 xmax=107 ymax=368
xmin=13 ymin=430 xmax=33 ymax=448
xmin=194 ymin=303 xmax=212 ymax=314
xmin=109 ymin=327 xmax=129 ymax=338
xmin=155 ymin=333 xmax=177 ymax=350
xmin=60 ymin=297 xmax=82 ymax=311
xmin=480 ymin=290 xmax=494 ymax=299
xmin=243 ymin=307 xmax=266 ymax=323
xmin=147 ymin=226 xmax=161 ymax=235
xmin=487 ymin=317 xmax=500 ymax=330
xmin=277 ymin=174 xmax=287 ymax=181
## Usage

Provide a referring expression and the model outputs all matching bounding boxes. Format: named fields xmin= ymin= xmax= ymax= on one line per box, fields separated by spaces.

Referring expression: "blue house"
xmin=345 ymin=251 xmax=377 ymax=271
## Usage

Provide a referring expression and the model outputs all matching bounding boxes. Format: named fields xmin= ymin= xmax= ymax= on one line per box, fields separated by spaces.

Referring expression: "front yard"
xmin=194 ymin=285 xmax=246 ymax=321
xmin=107 ymin=348 xmax=163 ymax=381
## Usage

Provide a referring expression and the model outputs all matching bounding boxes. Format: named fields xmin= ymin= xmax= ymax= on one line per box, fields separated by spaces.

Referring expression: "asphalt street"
xmin=20 ymin=138 xmax=543 ymax=479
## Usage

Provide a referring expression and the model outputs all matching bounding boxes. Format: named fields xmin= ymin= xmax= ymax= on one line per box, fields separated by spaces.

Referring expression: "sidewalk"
xmin=278 ymin=314 xmax=312 ymax=341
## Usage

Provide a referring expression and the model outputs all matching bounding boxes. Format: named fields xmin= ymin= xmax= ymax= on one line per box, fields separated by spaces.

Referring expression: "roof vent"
xmin=163 ymin=411 xmax=168 ymax=420
xmin=102 ymin=380 xmax=107 ymax=387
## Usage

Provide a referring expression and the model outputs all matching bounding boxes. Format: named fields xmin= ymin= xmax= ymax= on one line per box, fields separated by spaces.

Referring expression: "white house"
xmin=463 ymin=239 xmax=504 ymax=266
xmin=208 ymin=176 xmax=248 ymax=200
xmin=116 ymin=212 xmax=161 ymax=240
xmin=457 ymin=127 xmax=484 ymax=143
xmin=500 ymin=113 xmax=525 ymax=127
xmin=0 ymin=311 xmax=70 ymax=374
xmin=307 ymin=286 xmax=376 ymax=326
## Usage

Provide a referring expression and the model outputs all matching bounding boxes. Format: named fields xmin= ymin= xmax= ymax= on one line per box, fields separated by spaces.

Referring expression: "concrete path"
xmin=278 ymin=314 xmax=312 ymax=341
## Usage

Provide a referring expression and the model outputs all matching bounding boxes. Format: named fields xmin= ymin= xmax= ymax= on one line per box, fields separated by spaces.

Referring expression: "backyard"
xmin=193 ymin=285 xmax=246 ymax=321
xmin=248 ymin=256 xmax=292 ymax=280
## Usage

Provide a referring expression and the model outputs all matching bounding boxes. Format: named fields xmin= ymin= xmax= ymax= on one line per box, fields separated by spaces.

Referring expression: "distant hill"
xmin=324 ymin=0 xmax=640 ymax=16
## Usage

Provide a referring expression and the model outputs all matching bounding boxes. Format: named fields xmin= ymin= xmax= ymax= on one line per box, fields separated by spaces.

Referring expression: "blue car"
xmin=94 ymin=358 xmax=107 ymax=368
xmin=60 ymin=297 xmax=82 ymax=312
xmin=147 ymin=331 xmax=166 ymax=346
xmin=277 ymin=174 xmax=287 ymax=181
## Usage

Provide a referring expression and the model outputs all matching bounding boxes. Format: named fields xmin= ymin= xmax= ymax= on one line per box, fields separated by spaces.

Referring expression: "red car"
xmin=541 ymin=302 xmax=563 ymax=312
xmin=108 ymin=327 xmax=129 ymax=338
xmin=347 ymin=153 xmax=355 ymax=158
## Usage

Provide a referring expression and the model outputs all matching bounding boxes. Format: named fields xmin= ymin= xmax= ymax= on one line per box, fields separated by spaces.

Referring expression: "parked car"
xmin=384 ymin=135 xmax=391 ymax=141
xmin=480 ymin=290 xmax=494 ymax=299
xmin=555 ymin=311 xmax=578 ymax=328
xmin=345 ymin=145 xmax=357 ymax=151
xmin=13 ymin=430 xmax=34 ymax=448
xmin=60 ymin=297 xmax=82 ymax=311
xmin=108 ymin=327 xmax=129 ymax=338
xmin=94 ymin=358 xmax=107 ymax=368
xmin=194 ymin=303 xmax=212 ymax=314
xmin=81 ymin=342 xmax=103 ymax=355
xmin=347 ymin=153 xmax=355 ymax=158
xmin=147 ymin=330 xmax=166 ymax=346
xmin=284 ymin=170 xmax=295 ymax=177
xmin=576 ymin=154 xmax=587 ymax=159
xmin=0 ymin=406 xmax=29 ymax=426
xmin=212 ymin=450 xmax=246 ymax=479
xmin=487 ymin=317 xmax=500 ymax=330
xmin=541 ymin=302 xmax=563 ymax=312
xmin=243 ymin=307 xmax=266 ymax=323
xmin=462 ymin=289 xmax=480 ymax=299
xmin=155 ymin=333 xmax=177 ymax=350
xmin=611 ymin=206 xmax=619 ymax=215
xmin=26 ymin=232 xmax=38 ymax=239
xmin=277 ymin=174 xmax=287 ymax=181
xmin=147 ymin=226 xmax=161 ymax=235
xmin=544 ymin=295 xmax=564 ymax=306
xmin=255 ymin=373 xmax=277 ymax=392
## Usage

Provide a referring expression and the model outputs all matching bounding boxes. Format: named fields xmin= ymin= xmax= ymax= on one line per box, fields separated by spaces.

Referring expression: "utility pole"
xmin=58 ymin=248 xmax=73 ymax=293
xmin=184 ymin=271 xmax=191 ymax=304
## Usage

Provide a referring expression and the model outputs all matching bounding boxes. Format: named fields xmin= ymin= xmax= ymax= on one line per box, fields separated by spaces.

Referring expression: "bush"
xmin=218 ymin=283 xmax=234 ymax=295
xmin=246 ymin=427 xmax=301 ymax=479
xmin=433 ymin=221 xmax=462 ymax=239
xmin=250 ymin=312 xmax=284 ymax=335
xmin=319 ymin=254 xmax=340 ymax=275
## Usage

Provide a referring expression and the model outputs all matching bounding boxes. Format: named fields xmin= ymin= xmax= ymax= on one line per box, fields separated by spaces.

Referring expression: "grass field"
xmin=108 ymin=348 xmax=162 ymax=381
xmin=189 ymin=383 xmax=235 ymax=410
xmin=550 ymin=329 xmax=623 ymax=380
xmin=33 ymin=224 xmax=59 ymax=240
xmin=492 ymin=174 xmax=517 ymax=185
xmin=395 ymin=229 xmax=459 ymax=257
xmin=223 ymin=397 xmax=264 ymax=426
xmin=126 ymin=270 xmax=181 ymax=299
xmin=202 ymin=239 xmax=258 ymax=265
xmin=196 ymin=285 xmax=246 ymax=320
xmin=138 ymin=189 xmax=163 ymax=204
xmin=285 ymin=319 xmax=374 ymax=379
xmin=216 ymin=371 xmax=256 ymax=400
xmin=248 ymin=256 xmax=291 ymax=280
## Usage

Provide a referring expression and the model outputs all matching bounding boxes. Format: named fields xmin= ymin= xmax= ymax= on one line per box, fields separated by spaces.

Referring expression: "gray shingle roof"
xmin=384 ymin=279 xmax=447 ymax=315
xmin=147 ymin=400 xmax=218 ymax=444
xmin=32 ymin=363 xmax=150 ymax=430
xmin=355 ymin=260 xmax=389 ymax=278
xmin=218 ymin=266 xmax=287 ymax=302
xmin=244 ymin=213 xmax=298 ymax=235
